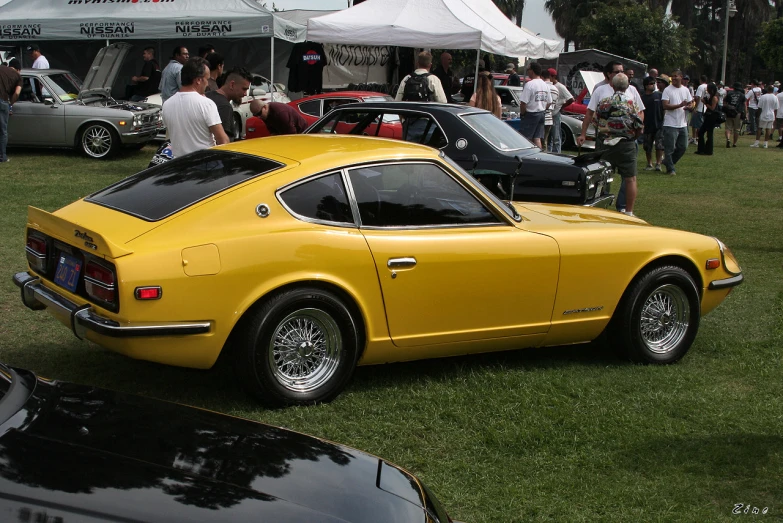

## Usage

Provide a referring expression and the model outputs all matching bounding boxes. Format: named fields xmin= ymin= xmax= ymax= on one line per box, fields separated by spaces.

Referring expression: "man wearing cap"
xmin=0 ymin=59 xmax=22 ymax=163
xmin=723 ymin=81 xmax=746 ymax=148
xmin=506 ymin=63 xmax=521 ymax=87
xmin=27 ymin=45 xmax=49 ymax=69
xmin=641 ymin=76 xmax=664 ymax=171
xmin=549 ymin=68 xmax=573 ymax=153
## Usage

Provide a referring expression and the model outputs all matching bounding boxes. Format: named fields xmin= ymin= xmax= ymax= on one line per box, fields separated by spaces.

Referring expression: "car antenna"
xmin=509 ymin=156 xmax=522 ymax=202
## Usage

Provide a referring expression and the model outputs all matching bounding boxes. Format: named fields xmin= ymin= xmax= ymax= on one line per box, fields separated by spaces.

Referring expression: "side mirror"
xmin=250 ymin=87 xmax=267 ymax=97
xmin=43 ymin=97 xmax=55 ymax=106
xmin=511 ymin=100 xmax=519 ymax=107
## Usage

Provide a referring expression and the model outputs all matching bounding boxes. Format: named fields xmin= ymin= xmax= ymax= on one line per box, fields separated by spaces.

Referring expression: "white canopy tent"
xmin=306 ymin=0 xmax=561 ymax=60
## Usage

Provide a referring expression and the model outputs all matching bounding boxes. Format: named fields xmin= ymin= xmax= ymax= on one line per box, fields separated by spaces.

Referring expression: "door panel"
xmin=8 ymin=79 xmax=66 ymax=145
xmin=361 ymin=227 xmax=560 ymax=347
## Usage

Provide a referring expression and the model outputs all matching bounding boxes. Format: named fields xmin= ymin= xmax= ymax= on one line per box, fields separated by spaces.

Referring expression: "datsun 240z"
xmin=13 ymin=136 xmax=743 ymax=407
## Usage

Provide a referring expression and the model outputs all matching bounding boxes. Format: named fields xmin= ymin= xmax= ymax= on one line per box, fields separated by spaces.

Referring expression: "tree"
xmin=756 ymin=17 xmax=783 ymax=73
xmin=544 ymin=0 xmax=597 ymax=51
xmin=577 ymin=0 xmax=694 ymax=70
xmin=492 ymin=0 xmax=525 ymax=27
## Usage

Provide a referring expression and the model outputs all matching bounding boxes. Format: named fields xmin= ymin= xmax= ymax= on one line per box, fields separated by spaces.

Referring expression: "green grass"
xmin=1 ymin=138 xmax=782 ymax=522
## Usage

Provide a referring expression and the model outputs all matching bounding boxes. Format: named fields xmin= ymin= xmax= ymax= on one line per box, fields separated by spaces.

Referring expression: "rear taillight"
xmin=25 ymin=232 xmax=47 ymax=273
xmin=84 ymin=260 xmax=116 ymax=306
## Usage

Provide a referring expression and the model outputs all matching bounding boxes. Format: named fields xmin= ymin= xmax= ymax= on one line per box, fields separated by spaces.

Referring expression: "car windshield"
xmin=459 ymin=112 xmax=536 ymax=151
xmin=45 ymin=73 xmax=83 ymax=102
xmin=441 ymin=154 xmax=520 ymax=222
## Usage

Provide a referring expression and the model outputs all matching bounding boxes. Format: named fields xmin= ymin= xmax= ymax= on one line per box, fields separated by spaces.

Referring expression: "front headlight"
xmin=716 ymin=239 xmax=742 ymax=275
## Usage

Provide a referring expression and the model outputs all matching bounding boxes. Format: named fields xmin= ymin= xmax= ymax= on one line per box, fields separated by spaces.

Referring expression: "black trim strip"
xmin=708 ymin=274 xmax=744 ymax=290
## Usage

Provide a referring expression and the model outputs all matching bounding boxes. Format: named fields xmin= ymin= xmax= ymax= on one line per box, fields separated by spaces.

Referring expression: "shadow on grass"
xmin=8 ymin=337 xmax=629 ymax=409
xmin=7 ymin=145 xmax=155 ymax=163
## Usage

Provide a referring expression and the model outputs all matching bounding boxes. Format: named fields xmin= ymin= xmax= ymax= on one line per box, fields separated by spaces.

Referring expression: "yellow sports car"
xmin=14 ymin=136 xmax=743 ymax=407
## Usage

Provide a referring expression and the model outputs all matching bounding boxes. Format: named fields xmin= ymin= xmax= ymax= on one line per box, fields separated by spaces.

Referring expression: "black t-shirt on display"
xmin=205 ymin=90 xmax=235 ymax=140
xmin=287 ymin=42 xmax=327 ymax=94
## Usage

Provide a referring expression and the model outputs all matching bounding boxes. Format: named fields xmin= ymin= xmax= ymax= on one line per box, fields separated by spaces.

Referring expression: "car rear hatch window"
xmin=460 ymin=112 xmax=536 ymax=151
xmin=86 ymin=150 xmax=284 ymax=222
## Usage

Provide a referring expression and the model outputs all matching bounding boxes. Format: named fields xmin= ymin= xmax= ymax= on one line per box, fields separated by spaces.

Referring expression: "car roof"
xmin=21 ymin=68 xmax=71 ymax=75
xmin=296 ymin=91 xmax=392 ymax=101
xmin=220 ymin=134 xmax=440 ymax=166
xmin=319 ymin=101 xmax=486 ymax=115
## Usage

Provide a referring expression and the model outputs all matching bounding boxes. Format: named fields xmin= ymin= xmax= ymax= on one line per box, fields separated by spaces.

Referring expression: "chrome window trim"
xmin=276 ymin=171 xmax=359 ymax=229
xmin=311 ymin=107 xmax=450 ymax=147
xmin=345 ymin=159 xmax=510 ymax=230
xmin=457 ymin=112 xmax=537 ymax=152
xmin=440 ymin=153 xmax=521 ymax=222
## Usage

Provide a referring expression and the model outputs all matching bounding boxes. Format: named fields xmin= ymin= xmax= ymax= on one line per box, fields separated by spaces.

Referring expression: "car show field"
xmin=1 ymin=140 xmax=781 ymax=522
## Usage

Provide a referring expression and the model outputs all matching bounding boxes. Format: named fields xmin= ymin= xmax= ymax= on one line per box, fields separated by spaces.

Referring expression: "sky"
xmin=269 ymin=0 xmax=564 ymax=47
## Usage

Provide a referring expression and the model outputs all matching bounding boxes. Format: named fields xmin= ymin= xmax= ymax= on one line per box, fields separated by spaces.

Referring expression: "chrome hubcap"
xmin=640 ymin=284 xmax=690 ymax=354
xmin=267 ymin=308 xmax=341 ymax=393
xmin=82 ymin=126 xmax=112 ymax=157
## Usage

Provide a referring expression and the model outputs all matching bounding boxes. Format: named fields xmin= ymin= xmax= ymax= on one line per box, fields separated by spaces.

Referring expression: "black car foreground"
xmin=307 ymin=102 xmax=614 ymax=208
xmin=0 ymin=364 xmax=453 ymax=522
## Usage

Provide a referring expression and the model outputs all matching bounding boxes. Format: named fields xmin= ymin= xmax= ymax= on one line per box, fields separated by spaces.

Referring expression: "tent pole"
xmin=473 ymin=49 xmax=480 ymax=95
xmin=270 ymin=37 xmax=275 ymax=95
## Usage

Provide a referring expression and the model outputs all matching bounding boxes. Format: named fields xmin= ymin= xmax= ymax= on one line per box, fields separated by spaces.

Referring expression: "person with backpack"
xmin=746 ymin=80 xmax=762 ymax=136
xmin=723 ymin=82 xmax=746 ymax=147
xmin=394 ymin=51 xmax=447 ymax=104
xmin=130 ymin=47 xmax=160 ymax=102
xmin=593 ymin=73 xmax=644 ymax=216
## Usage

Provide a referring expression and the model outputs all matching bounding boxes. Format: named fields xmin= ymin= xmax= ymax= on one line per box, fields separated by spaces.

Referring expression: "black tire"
xmin=235 ymin=287 xmax=360 ymax=407
xmin=560 ymin=123 xmax=574 ymax=149
xmin=232 ymin=113 xmax=243 ymax=141
xmin=78 ymin=122 xmax=120 ymax=159
xmin=612 ymin=265 xmax=700 ymax=364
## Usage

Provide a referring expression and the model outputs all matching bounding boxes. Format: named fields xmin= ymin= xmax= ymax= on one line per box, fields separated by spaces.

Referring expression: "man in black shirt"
xmin=130 ymin=47 xmax=160 ymax=101
xmin=723 ymin=81 xmax=746 ymax=148
xmin=460 ymin=59 xmax=486 ymax=100
xmin=641 ymin=76 xmax=664 ymax=170
xmin=432 ymin=52 xmax=457 ymax=103
xmin=205 ymin=67 xmax=252 ymax=141
xmin=506 ymin=63 xmax=521 ymax=87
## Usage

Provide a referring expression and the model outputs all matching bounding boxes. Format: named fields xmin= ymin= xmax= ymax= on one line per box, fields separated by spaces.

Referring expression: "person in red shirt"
xmin=249 ymin=100 xmax=308 ymax=135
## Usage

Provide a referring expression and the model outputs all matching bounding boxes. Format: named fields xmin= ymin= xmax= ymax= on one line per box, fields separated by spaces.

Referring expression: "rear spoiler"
xmin=27 ymin=206 xmax=133 ymax=259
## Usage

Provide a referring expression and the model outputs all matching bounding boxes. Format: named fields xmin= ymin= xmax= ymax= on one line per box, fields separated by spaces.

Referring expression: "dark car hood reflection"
xmin=0 ymin=378 xmax=430 ymax=522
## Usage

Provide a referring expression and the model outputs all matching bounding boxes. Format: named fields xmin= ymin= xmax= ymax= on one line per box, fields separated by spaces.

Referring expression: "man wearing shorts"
xmin=641 ymin=76 xmax=664 ymax=170
xmin=723 ymin=82 xmax=746 ymax=148
xmin=517 ymin=62 xmax=552 ymax=148
xmin=750 ymin=85 xmax=779 ymax=148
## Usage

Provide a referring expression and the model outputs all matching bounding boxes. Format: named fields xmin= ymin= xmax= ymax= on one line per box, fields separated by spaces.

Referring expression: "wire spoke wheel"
xmin=266 ymin=308 xmax=342 ymax=394
xmin=638 ymin=283 xmax=691 ymax=354
xmin=81 ymin=124 xmax=114 ymax=158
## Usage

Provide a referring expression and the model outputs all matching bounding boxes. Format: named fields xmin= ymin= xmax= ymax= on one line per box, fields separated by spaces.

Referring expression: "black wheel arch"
xmin=220 ymin=280 xmax=368 ymax=365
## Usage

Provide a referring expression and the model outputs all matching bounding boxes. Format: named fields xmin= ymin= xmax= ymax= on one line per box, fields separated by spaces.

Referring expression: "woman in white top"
xmin=469 ymin=72 xmax=502 ymax=118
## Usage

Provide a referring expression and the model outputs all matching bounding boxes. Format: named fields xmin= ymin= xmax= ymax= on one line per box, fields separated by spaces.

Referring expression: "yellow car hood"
xmin=512 ymin=202 xmax=651 ymax=228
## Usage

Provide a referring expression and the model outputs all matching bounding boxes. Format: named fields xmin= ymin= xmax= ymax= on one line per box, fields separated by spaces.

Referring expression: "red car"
xmin=245 ymin=91 xmax=401 ymax=139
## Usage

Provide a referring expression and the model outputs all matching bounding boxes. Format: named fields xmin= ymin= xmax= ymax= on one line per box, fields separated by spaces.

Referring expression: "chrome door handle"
xmin=387 ymin=257 xmax=417 ymax=269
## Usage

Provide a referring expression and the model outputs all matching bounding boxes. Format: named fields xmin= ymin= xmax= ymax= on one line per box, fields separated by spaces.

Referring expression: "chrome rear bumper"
xmin=13 ymin=272 xmax=210 ymax=339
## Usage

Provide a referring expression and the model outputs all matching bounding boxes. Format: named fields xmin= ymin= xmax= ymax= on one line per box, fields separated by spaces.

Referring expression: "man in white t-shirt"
xmin=750 ymin=85 xmax=780 ymax=148
xmin=27 ymin=45 xmax=49 ymax=69
xmin=578 ymin=61 xmax=645 ymax=148
xmin=518 ymin=62 xmax=552 ymax=149
xmin=549 ymin=68 xmax=573 ymax=153
xmin=660 ymin=69 xmax=694 ymax=176
xmin=690 ymin=75 xmax=708 ymax=144
xmin=746 ymin=80 xmax=763 ymax=136
xmin=161 ymin=57 xmax=230 ymax=158
xmin=776 ymin=88 xmax=783 ymax=147
xmin=541 ymin=68 xmax=559 ymax=150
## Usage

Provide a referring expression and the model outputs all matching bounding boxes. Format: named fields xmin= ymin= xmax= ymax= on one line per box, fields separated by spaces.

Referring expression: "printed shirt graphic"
xmin=519 ymin=78 xmax=551 ymax=112
xmin=286 ymin=42 xmax=327 ymax=94
xmin=594 ymin=91 xmax=643 ymax=145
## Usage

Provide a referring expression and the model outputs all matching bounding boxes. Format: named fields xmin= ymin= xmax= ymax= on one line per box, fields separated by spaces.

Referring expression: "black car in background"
xmin=0 ymin=363 xmax=453 ymax=522
xmin=307 ymin=102 xmax=614 ymax=208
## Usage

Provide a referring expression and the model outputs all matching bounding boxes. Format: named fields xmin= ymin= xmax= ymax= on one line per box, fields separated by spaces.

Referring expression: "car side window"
xmin=18 ymin=78 xmax=38 ymax=102
xmin=347 ymin=163 xmax=501 ymax=227
xmin=279 ymin=172 xmax=355 ymax=225
xmin=298 ymin=100 xmax=321 ymax=117
xmin=402 ymin=116 xmax=446 ymax=148
xmin=324 ymin=98 xmax=359 ymax=114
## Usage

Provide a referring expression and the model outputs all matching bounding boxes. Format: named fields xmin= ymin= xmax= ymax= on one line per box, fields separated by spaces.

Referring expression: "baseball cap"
xmin=775 ymin=81 xmax=781 ymax=87
xmin=683 ymin=74 xmax=690 ymax=80
xmin=547 ymin=68 xmax=558 ymax=78
xmin=26 ymin=44 xmax=39 ymax=52
xmin=8 ymin=58 xmax=21 ymax=70
xmin=505 ymin=62 xmax=515 ymax=72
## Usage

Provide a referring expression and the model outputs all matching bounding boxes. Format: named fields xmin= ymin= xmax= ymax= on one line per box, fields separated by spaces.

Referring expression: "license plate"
xmin=54 ymin=253 xmax=82 ymax=293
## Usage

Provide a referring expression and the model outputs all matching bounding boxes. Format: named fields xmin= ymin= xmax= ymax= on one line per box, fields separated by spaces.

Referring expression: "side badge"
xmin=256 ymin=204 xmax=270 ymax=218
xmin=456 ymin=138 xmax=468 ymax=150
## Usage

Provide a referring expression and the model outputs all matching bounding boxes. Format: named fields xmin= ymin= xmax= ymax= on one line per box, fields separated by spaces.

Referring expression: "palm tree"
xmin=544 ymin=0 xmax=590 ymax=51
xmin=492 ymin=0 xmax=525 ymax=27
